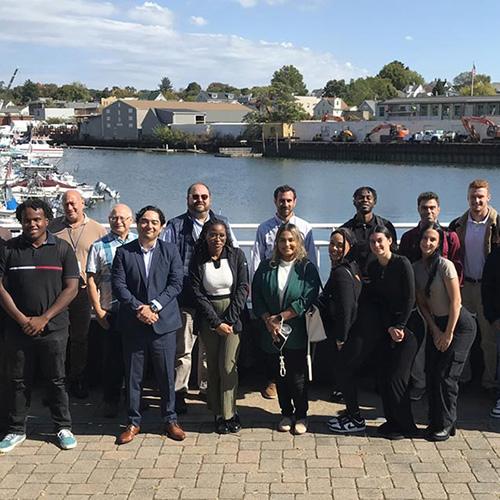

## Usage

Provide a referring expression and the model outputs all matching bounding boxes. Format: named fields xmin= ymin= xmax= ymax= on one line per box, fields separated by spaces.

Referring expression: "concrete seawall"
xmin=263 ymin=141 xmax=500 ymax=165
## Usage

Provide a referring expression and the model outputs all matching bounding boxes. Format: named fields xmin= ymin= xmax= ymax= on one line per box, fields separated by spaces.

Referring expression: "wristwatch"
xmin=149 ymin=302 xmax=160 ymax=313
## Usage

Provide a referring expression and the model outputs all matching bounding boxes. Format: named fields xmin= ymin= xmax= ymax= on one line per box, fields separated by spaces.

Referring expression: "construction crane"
xmin=0 ymin=68 xmax=19 ymax=109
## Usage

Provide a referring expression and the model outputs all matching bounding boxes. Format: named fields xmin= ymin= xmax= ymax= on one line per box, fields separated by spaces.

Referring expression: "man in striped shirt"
xmin=0 ymin=199 xmax=79 ymax=453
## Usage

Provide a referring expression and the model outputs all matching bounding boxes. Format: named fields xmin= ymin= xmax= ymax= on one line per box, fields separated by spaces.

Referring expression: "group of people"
xmin=0 ymin=178 xmax=499 ymax=453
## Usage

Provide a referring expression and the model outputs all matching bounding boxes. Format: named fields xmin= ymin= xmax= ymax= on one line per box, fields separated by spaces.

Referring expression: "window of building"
xmin=454 ymin=104 xmax=463 ymax=118
xmin=419 ymin=104 xmax=428 ymax=116
xmin=477 ymin=104 xmax=485 ymax=115
xmin=105 ymin=109 xmax=110 ymax=114
xmin=442 ymin=105 xmax=450 ymax=118
xmin=128 ymin=108 xmax=133 ymax=113
xmin=106 ymin=116 xmax=110 ymax=121
xmin=488 ymin=104 xmax=497 ymax=115
xmin=129 ymin=124 xmax=133 ymax=128
xmin=431 ymin=104 xmax=439 ymax=116
xmin=128 ymin=116 xmax=133 ymax=121
xmin=106 ymin=123 xmax=111 ymax=128
xmin=378 ymin=107 xmax=385 ymax=117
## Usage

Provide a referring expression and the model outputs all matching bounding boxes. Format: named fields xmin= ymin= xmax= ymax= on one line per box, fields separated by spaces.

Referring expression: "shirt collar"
xmin=20 ymin=231 xmax=55 ymax=248
xmin=109 ymin=230 xmax=134 ymax=244
xmin=64 ymin=213 xmax=88 ymax=228
xmin=274 ymin=214 xmax=294 ymax=225
xmin=467 ymin=210 xmax=489 ymax=225
xmin=140 ymin=240 xmax=157 ymax=254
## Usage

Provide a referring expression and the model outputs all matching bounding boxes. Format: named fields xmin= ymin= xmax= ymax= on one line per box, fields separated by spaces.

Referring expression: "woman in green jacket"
xmin=252 ymin=224 xmax=320 ymax=435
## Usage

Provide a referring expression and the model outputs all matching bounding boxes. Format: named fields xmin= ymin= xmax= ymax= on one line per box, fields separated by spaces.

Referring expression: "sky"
xmin=0 ymin=0 xmax=498 ymax=92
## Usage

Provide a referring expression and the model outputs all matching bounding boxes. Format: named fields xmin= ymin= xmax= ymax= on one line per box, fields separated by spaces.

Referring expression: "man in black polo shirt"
xmin=341 ymin=186 xmax=397 ymax=278
xmin=0 ymin=199 xmax=79 ymax=453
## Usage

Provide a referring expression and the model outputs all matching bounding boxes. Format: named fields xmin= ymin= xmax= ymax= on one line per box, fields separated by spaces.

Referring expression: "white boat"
xmin=10 ymin=139 xmax=64 ymax=159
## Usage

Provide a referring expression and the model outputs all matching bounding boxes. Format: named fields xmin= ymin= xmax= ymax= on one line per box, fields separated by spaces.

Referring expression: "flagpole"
xmin=471 ymin=62 xmax=476 ymax=97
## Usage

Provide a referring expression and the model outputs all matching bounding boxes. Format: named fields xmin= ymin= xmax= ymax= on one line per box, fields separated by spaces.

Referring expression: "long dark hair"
xmin=419 ymin=221 xmax=445 ymax=298
xmin=194 ymin=218 xmax=234 ymax=263
xmin=330 ymin=227 xmax=357 ymax=268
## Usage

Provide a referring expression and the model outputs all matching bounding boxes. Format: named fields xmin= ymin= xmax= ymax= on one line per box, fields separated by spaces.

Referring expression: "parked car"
xmin=421 ymin=130 xmax=445 ymax=143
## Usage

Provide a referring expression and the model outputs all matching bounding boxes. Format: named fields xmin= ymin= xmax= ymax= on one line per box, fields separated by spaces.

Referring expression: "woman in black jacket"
xmin=189 ymin=219 xmax=249 ymax=434
xmin=367 ymin=225 xmax=424 ymax=440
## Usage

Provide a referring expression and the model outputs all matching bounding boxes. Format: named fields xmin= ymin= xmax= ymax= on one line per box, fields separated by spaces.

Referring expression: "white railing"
xmin=3 ymin=221 xmax=434 ymax=274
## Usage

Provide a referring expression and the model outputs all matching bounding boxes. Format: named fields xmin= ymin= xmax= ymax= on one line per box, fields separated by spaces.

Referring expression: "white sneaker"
xmin=294 ymin=419 xmax=308 ymax=435
xmin=0 ymin=433 xmax=26 ymax=453
xmin=490 ymin=398 xmax=500 ymax=419
xmin=277 ymin=417 xmax=293 ymax=432
xmin=57 ymin=429 xmax=77 ymax=450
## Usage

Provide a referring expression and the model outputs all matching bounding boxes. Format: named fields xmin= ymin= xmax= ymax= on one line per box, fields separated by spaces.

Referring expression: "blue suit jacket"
xmin=112 ymin=238 xmax=183 ymax=335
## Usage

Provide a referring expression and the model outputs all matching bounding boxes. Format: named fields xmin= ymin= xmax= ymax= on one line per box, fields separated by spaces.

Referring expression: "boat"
xmin=9 ymin=138 xmax=64 ymax=159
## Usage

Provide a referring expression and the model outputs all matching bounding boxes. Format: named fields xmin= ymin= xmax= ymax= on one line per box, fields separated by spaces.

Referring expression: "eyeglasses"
xmin=208 ymin=233 xmax=226 ymax=240
xmin=191 ymin=194 xmax=209 ymax=200
xmin=109 ymin=216 xmax=131 ymax=222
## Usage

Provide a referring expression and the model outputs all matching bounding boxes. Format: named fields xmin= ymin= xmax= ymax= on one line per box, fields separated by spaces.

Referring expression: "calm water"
xmin=60 ymin=148 xmax=499 ymax=230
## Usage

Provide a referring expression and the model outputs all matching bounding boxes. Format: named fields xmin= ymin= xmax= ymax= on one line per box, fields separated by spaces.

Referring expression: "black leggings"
xmin=426 ymin=307 xmax=476 ymax=430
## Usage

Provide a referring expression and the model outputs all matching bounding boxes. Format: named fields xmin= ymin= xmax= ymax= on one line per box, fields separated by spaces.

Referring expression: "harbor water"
xmin=61 ymin=148 xmax=500 ymax=230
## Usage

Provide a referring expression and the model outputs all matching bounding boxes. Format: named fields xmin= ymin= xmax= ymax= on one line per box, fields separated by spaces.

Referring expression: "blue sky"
xmin=0 ymin=0 xmax=498 ymax=91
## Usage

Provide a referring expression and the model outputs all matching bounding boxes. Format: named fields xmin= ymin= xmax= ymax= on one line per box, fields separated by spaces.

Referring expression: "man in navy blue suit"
xmin=112 ymin=205 xmax=185 ymax=443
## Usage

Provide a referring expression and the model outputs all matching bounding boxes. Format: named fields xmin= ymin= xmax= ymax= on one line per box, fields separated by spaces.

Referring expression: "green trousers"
xmin=199 ymin=297 xmax=241 ymax=420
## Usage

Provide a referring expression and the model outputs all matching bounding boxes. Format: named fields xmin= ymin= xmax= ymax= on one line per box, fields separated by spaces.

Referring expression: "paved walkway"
xmin=1 ymin=385 xmax=500 ymax=499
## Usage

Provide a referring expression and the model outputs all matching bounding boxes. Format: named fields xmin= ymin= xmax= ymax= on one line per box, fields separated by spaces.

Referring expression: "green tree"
xmin=271 ymin=65 xmax=308 ymax=95
xmin=378 ymin=60 xmax=424 ymax=91
xmin=158 ymin=77 xmax=173 ymax=93
xmin=322 ymin=79 xmax=348 ymax=98
xmin=16 ymin=79 xmax=39 ymax=103
xmin=111 ymin=86 xmax=138 ymax=98
xmin=56 ymin=82 xmax=92 ymax=102
xmin=206 ymin=82 xmax=239 ymax=93
xmin=432 ymin=78 xmax=447 ymax=96
xmin=459 ymin=81 xmax=496 ymax=96
xmin=181 ymin=81 xmax=202 ymax=101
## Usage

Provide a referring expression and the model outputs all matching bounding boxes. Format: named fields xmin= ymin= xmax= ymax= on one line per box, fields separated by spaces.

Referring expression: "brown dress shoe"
xmin=261 ymin=382 xmax=277 ymax=399
xmin=117 ymin=424 xmax=140 ymax=445
xmin=165 ymin=422 xmax=186 ymax=441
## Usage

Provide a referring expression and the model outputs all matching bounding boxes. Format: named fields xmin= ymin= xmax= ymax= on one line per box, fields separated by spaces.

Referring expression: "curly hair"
xmin=15 ymin=198 xmax=53 ymax=222
xmin=193 ymin=218 xmax=234 ymax=263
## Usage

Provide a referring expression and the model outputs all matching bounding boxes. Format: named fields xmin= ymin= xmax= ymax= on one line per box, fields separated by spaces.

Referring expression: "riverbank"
xmin=263 ymin=141 xmax=500 ymax=166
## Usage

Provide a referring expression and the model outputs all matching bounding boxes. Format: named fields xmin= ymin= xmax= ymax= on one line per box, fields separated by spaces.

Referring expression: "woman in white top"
xmin=189 ymin=219 xmax=249 ymax=434
xmin=414 ymin=222 xmax=476 ymax=441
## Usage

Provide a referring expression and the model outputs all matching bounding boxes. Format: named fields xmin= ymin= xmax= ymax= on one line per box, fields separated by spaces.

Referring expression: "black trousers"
xmin=334 ymin=301 xmax=384 ymax=416
xmin=0 ymin=325 xmax=7 ymax=434
xmin=4 ymin=325 xmax=72 ymax=434
xmin=266 ymin=349 xmax=308 ymax=419
xmin=379 ymin=311 xmax=425 ymax=432
xmin=101 ymin=313 xmax=124 ymax=404
xmin=427 ymin=308 xmax=477 ymax=430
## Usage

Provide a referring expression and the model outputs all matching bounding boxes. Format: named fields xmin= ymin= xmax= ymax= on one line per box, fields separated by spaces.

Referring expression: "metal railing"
xmin=2 ymin=221 xmax=432 ymax=274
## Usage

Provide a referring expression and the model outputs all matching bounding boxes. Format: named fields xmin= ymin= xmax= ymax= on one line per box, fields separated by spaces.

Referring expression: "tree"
xmin=453 ymin=71 xmax=495 ymax=95
xmin=15 ymin=79 xmax=39 ymax=103
xmin=271 ymin=65 xmax=308 ymax=95
xmin=56 ymin=82 xmax=92 ymax=102
xmin=158 ymin=77 xmax=173 ymax=93
xmin=111 ymin=86 xmax=138 ymax=98
xmin=459 ymin=81 xmax=496 ymax=96
xmin=181 ymin=81 xmax=202 ymax=101
xmin=432 ymin=79 xmax=447 ymax=96
xmin=378 ymin=60 xmax=424 ymax=91
xmin=322 ymin=79 xmax=348 ymax=98
xmin=206 ymin=82 xmax=238 ymax=93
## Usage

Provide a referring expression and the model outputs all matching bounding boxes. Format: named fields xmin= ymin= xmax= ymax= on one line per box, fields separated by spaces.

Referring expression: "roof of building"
xmin=379 ymin=95 xmax=500 ymax=105
xmin=119 ymin=99 xmax=252 ymax=112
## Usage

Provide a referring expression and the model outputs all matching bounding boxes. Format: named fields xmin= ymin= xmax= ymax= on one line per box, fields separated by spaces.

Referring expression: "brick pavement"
xmin=1 ymin=386 xmax=500 ymax=499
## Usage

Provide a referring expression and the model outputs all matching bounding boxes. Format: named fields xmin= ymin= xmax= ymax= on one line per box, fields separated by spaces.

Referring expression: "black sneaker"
xmin=377 ymin=422 xmax=405 ymax=440
xmin=328 ymin=413 xmax=365 ymax=433
xmin=227 ymin=415 xmax=241 ymax=433
xmin=330 ymin=390 xmax=345 ymax=404
xmin=215 ymin=417 xmax=229 ymax=434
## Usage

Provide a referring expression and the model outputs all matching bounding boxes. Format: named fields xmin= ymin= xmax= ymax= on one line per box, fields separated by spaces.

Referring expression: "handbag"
xmin=305 ymin=265 xmax=327 ymax=381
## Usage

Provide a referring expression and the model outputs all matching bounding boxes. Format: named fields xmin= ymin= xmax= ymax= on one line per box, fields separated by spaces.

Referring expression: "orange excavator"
xmin=364 ymin=122 xmax=409 ymax=143
xmin=461 ymin=116 xmax=500 ymax=143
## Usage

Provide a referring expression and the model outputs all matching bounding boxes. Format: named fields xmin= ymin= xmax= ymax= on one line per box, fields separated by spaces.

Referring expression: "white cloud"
xmin=190 ymin=16 xmax=208 ymax=26
xmin=237 ymin=0 xmax=286 ymax=7
xmin=0 ymin=0 xmax=366 ymax=89
xmin=404 ymin=35 xmax=414 ymax=41
xmin=128 ymin=2 xmax=174 ymax=28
